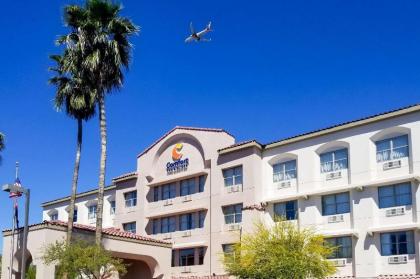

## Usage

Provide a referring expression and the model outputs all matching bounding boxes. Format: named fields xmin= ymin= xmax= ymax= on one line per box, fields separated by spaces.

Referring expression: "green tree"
xmin=58 ymin=0 xmax=138 ymax=245
xmin=26 ymin=264 xmax=36 ymax=279
xmin=0 ymin=132 xmax=5 ymax=164
xmin=222 ymin=220 xmax=337 ymax=279
xmin=42 ymin=240 xmax=127 ymax=279
xmin=49 ymin=53 xmax=96 ymax=245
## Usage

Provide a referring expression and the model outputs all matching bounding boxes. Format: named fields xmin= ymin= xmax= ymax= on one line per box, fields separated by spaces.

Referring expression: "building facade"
xmin=16 ymin=104 xmax=420 ymax=278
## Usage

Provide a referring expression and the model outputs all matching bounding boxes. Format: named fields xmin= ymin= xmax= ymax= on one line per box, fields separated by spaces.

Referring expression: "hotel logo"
xmin=172 ymin=143 xmax=183 ymax=161
xmin=167 ymin=143 xmax=189 ymax=174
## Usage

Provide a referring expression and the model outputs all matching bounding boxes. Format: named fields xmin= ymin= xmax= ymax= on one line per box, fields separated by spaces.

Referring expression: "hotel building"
xmin=2 ymin=104 xmax=420 ymax=279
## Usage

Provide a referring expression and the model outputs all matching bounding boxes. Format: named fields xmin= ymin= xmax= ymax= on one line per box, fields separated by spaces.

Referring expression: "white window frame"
xmin=320 ymin=148 xmax=348 ymax=173
xmin=376 ymin=135 xmax=409 ymax=163
xmin=109 ymin=200 xmax=116 ymax=215
xmin=124 ymin=191 xmax=137 ymax=208
xmin=88 ymin=205 xmax=97 ymax=220
xmin=273 ymin=160 xmax=297 ymax=182
xmin=223 ymin=166 xmax=243 ymax=187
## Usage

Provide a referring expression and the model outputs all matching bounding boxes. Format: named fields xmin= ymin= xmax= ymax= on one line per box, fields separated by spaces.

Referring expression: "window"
xmin=273 ymin=160 xmax=297 ymax=182
xmin=73 ymin=210 xmax=78 ymax=222
xmin=378 ymin=183 xmax=412 ymax=208
xmin=322 ymin=192 xmax=350 ymax=216
xmin=223 ymin=244 xmax=234 ymax=255
xmin=376 ymin=135 xmax=409 ymax=162
xmin=124 ymin=191 xmax=137 ymax=208
xmin=161 ymin=216 xmax=176 ymax=233
xmin=153 ymin=187 xmax=159 ymax=202
xmin=274 ymin=200 xmax=298 ymax=220
xmin=110 ymin=200 xmax=116 ymax=215
xmin=123 ymin=222 xmax=136 ymax=234
xmin=223 ymin=204 xmax=243 ymax=224
xmin=180 ymin=178 xmax=195 ymax=196
xmin=180 ymin=213 xmax=195 ymax=231
xmin=381 ymin=231 xmax=415 ymax=256
xmin=199 ymin=175 xmax=206 ymax=192
xmin=50 ymin=213 xmax=58 ymax=221
xmin=325 ymin=237 xmax=352 ymax=259
xmin=88 ymin=205 xmax=97 ymax=220
xmin=320 ymin=149 xmax=348 ymax=173
xmin=179 ymin=248 xmax=195 ymax=266
xmin=152 ymin=219 xmax=159 ymax=235
xmin=223 ymin=166 xmax=243 ymax=187
xmin=171 ymin=250 xmax=176 ymax=267
xmin=198 ymin=211 xmax=206 ymax=228
xmin=198 ymin=247 xmax=205 ymax=265
xmin=223 ymin=244 xmax=237 ymax=261
xmin=162 ymin=183 xmax=176 ymax=200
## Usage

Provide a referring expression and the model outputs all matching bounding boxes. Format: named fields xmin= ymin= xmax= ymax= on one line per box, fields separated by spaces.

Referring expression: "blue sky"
xmin=1 ymin=0 xmax=420 ymax=250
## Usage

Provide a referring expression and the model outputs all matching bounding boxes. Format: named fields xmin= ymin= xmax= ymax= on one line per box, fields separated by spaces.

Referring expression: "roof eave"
xmin=137 ymin=126 xmax=235 ymax=158
xmin=41 ymin=185 xmax=116 ymax=207
xmin=218 ymin=141 xmax=263 ymax=155
xmin=265 ymin=104 xmax=420 ymax=150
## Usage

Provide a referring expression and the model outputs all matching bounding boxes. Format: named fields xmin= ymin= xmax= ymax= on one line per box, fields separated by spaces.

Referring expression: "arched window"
xmin=272 ymin=160 xmax=297 ymax=182
xmin=320 ymin=148 xmax=348 ymax=173
xmin=375 ymin=135 xmax=409 ymax=163
xmin=268 ymin=153 xmax=298 ymax=183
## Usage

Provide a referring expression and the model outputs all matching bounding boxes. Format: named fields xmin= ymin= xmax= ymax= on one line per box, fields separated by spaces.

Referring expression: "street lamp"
xmin=3 ymin=183 xmax=30 ymax=279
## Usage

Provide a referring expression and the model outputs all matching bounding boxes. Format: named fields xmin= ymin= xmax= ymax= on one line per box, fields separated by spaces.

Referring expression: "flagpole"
xmin=8 ymin=162 xmax=19 ymax=279
xmin=9 ymin=200 xmax=16 ymax=279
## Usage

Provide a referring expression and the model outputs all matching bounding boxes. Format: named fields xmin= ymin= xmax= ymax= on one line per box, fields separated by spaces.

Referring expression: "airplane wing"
xmin=196 ymin=29 xmax=210 ymax=37
xmin=190 ymin=22 xmax=195 ymax=34
xmin=185 ymin=36 xmax=194 ymax=43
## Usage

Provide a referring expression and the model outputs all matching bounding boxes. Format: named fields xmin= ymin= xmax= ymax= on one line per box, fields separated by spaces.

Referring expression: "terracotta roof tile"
xmin=41 ymin=185 xmax=116 ymax=207
xmin=3 ymin=221 xmax=170 ymax=245
xmin=137 ymin=126 xmax=234 ymax=158
xmin=265 ymin=103 xmax=420 ymax=147
xmin=112 ymin=171 xmax=138 ymax=182
xmin=218 ymin=140 xmax=262 ymax=152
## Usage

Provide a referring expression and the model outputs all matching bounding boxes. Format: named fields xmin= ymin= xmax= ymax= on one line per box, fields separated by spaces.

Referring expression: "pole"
xmin=9 ymin=202 xmax=16 ymax=279
xmin=20 ymin=189 xmax=30 ymax=279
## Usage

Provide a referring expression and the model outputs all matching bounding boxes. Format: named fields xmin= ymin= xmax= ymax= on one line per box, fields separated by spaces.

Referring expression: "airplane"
xmin=185 ymin=22 xmax=212 ymax=43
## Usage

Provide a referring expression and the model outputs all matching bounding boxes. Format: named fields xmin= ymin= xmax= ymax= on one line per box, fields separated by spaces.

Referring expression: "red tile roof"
xmin=112 ymin=171 xmax=138 ymax=182
xmin=137 ymin=126 xmax=234 ymax=158
xmin=220 ymin=104 xmax=420 ymax=154
xmin=3 ymin=221 xmax=170 ymax=245
xmin=218 ymin=140 xmax=262 ymax=152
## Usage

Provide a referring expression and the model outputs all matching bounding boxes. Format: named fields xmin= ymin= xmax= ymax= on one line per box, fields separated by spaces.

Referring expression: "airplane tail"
xmin=207 ymin=21 xmax=212 ymax=31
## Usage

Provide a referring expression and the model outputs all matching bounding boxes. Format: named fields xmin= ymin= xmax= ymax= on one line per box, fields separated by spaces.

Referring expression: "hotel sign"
xmin=166 ymin=143 xmax=189 ymax=174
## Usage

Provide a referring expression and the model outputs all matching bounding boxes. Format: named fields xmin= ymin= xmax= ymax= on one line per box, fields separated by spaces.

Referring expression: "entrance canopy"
xmin=2 ymin=221 xmax=172 ymax=279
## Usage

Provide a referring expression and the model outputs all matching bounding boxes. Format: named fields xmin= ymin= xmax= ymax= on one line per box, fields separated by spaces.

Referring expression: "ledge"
xmin=145 ymin=205 xmax=207 ymax=219
xmin=147 ymin=170 xmax=208 ymax=187
xmin=367 ymin=222 xmax=420 ymax=236
xmin=321 ymin=229 xmax=359 ymax=238
xmin=172 ymin=241 xmax=208 ymax=249
xmin=262 ymin=174 xmax=420 ymax=203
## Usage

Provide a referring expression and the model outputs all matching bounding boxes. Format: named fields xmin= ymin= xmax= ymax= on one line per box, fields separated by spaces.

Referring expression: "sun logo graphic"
xmin=171 ymin=143 xmax=183 ymax=161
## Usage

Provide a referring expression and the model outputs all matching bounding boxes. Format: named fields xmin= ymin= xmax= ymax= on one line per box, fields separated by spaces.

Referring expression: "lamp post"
xmin=2 ymin=183 xmax=30 ymax=279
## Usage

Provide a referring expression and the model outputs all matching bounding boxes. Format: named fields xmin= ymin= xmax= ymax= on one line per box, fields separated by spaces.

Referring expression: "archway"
xmin=121 ymin=259 xmax=153 ymax=279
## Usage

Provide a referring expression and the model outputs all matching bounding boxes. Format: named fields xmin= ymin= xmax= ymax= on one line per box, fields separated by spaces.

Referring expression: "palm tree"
xmin=49 ymin=52 xmax=96 ymax=244
xmin=0 ymin=132 xmax=5 ymax=164
xmin=61 ymin=0 xmax=138 ymax=245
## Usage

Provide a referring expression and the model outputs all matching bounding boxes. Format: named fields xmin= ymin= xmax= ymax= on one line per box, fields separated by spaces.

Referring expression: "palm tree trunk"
xmin=95 ymin=95 xmax=107 ymax=246
xmin=66 ymin=118 xmax=83 ymax=245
